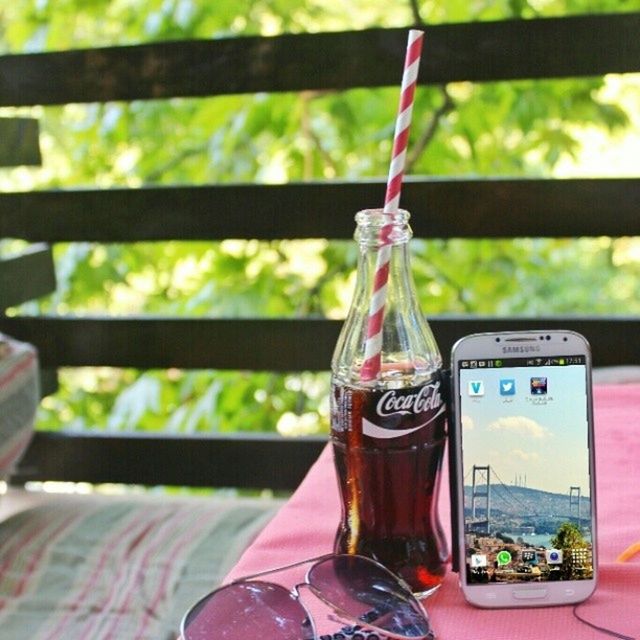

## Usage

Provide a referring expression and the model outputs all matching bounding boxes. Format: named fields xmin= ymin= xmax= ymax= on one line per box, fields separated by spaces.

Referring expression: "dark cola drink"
xmin=331 ymin=209 xmax=448 ymax=596
xmin=331 ymin=379 xmax=448 ymax=595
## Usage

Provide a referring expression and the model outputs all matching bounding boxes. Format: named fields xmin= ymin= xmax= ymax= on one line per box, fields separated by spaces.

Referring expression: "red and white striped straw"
xmin=360 ymin=29 xmax=424 ymax=382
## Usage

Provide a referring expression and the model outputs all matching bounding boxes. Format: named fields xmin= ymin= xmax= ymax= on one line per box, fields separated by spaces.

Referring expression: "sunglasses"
xmin=180 ymin=553 xmax=434 ymax=640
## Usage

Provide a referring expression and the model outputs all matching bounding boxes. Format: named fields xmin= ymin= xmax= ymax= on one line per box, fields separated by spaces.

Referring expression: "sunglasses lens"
xmin=308 ymin=555 xmax=431 ymax=639
xmin=181 ymin=581 xmax=314 ymax=640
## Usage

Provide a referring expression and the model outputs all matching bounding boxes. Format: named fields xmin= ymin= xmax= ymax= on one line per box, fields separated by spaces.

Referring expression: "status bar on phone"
xmin=458 ymin=355 xmax=586 ymax=369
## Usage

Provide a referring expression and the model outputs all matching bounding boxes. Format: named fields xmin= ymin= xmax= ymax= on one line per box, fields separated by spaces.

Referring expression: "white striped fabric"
xmin=0 ymin=335 xmax=38 ymax=480
xmin=0 ymin=495 xmax=280 ymax=640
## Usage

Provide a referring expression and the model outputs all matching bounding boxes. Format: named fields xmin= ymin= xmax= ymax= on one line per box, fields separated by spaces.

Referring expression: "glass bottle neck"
xmin=354 ymin=208 xmax=415 ymax=298
xmin=355 ymin=208 xmax=412 ymax=250
xmin=330 ymin=208 xmax=441 ymax=388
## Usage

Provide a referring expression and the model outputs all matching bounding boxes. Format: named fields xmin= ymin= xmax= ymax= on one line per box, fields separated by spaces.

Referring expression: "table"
xmin=226 ymin=384 xmax=640 ymax=639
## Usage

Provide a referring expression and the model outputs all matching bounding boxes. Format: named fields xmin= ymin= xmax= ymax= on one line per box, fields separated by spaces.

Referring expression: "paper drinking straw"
xmin=360 ymin=29 xmax=425 ymax=382
xmin=345 ymin=30 xmax=425 ymax=556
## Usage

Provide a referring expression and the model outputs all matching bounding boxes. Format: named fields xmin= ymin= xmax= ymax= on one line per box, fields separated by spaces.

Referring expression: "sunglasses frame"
xmin=180 ymin=553 xmax=434 ymax=640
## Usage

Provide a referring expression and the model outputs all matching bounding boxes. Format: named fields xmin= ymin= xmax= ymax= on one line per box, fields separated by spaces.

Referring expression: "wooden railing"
xmin=1 ymin=12 xmax=639 ymax=490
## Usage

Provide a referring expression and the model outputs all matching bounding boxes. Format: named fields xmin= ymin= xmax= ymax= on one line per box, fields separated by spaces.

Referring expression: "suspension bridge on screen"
xmin=466 ymin=465 xmax=584 ymax=535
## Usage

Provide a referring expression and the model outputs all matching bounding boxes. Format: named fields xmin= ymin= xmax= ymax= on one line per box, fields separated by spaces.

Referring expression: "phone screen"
xmin=457 ymin=355 xmax=594 ymax=586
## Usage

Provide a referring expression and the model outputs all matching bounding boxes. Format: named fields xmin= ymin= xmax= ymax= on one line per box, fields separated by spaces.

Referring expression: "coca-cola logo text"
xmin=376 ymin=382 xmax=442 ymax=417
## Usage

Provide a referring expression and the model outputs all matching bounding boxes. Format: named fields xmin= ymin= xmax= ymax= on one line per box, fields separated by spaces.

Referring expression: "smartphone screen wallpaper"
xmin=458 ymin=356 xmax=594 ymax=586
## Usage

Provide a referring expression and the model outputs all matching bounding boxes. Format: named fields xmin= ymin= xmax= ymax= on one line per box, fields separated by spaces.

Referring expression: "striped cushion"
xmin=0 ymin=333 xmax=40 ymax=479
xmin=0 ymin=495 xmax=280 ymax=640
xmin=0 ymin=335 xmax=38 ymax=479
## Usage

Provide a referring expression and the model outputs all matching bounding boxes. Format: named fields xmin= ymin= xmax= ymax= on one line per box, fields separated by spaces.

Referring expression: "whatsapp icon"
xmin=497 ymin=550 xmax=512 ymax=566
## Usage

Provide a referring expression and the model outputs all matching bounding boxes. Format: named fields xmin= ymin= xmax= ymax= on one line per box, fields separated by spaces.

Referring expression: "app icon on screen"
xmin=468 ymin=381 xmax=485 ymax=397
xmin=546 ymin=549 xmax=563 ymax=565
xmin=530 ymin=377 xmax=548 ymax=395
xmin=471 ymin=554 xmax=488 ymax=568
xmin=499 ymin=379 xmax=516 ymax=396
xmin=497 ymin=550 xmax=512 ymax=566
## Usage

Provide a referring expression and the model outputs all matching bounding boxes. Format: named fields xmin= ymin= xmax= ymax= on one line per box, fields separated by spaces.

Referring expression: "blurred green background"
xmin=1 ymin=0 xmax=639 ymax=440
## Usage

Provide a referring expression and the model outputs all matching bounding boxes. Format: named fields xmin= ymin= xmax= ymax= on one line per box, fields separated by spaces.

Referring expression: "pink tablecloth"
xmin=227 ymin=384 xmax=640 ymax=639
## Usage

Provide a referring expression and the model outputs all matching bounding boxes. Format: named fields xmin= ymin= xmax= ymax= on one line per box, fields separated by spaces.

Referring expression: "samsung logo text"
xmin=502 ymin=345 xmax=541 ymax=353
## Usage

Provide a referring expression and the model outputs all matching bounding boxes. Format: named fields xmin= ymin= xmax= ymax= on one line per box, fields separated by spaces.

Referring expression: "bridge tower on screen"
xmin=569 ymin=485 xmax=581 ymax=527
xmin=471 ymin=465 xmax=491 ymax=534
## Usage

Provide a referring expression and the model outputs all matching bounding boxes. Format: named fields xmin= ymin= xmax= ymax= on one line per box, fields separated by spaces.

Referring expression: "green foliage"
xmin=2 ymin=0 xmax=639 ymax=437
xmin=550 ymin=522 xmax=588 ymax=550
xmin=38 ymin=368 xmax=330 ymax=435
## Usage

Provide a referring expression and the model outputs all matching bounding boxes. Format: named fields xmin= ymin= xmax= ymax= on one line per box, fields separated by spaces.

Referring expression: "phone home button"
xmin=512 ymin=588 xmax=548 ymax=600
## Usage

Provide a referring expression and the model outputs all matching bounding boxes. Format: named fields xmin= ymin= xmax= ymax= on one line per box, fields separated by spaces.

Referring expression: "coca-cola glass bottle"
xmin=331 ymin=208 xmax=448 ymax=597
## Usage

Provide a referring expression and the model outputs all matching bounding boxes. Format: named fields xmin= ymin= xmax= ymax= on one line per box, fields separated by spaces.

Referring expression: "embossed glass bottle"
xmin=330 ymin=208 xmax=448 ymax=596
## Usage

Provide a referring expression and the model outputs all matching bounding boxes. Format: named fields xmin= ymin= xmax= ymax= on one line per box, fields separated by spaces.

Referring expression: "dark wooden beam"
xmin=1 ymin=316 xmax=638 ymax=369
xmin=0 ymin=13 xmax=638 ymax=106
xmin=0 ymin=244 xmax=56 ymax=309
xmin=1 ymin=178 xmax=638 ymax=242
xmin=0 ymin=118 xmax=41 ymax=166
xmin=13 ymin=431 xmax=327 ymax=490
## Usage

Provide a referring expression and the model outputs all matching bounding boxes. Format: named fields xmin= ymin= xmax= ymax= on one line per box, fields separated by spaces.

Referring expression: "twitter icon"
xmin=499 ymin=379 xmax=516 ymax=396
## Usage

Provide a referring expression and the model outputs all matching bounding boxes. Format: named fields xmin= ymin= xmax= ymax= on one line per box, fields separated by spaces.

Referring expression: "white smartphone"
xmin=450 ymin=330 xmax=597 ymax=608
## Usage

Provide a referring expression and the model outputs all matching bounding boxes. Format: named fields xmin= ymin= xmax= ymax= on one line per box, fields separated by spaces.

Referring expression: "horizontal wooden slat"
xmin=0 ymin=14 xmax=638 ymax=107
xmin=0 ymin=118 xmax=41 ymax=166
xmin=1 ymin=316 xmax=638 ymax=369
xmin=0 ymin=244 xmax=56 ymax=309
xmin=1 ymin=178 xmax=638 ymax=242
xmin=12 ymin=431 xmax=327 ymax=490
